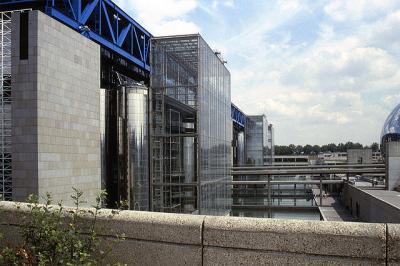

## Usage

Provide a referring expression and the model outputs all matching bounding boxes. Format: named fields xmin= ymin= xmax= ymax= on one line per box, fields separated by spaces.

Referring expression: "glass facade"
xmin=267 ymin=124 xmax=274 ymax=165
xmin=150 ymin=34 xmax=231 ymax=215
xmin=198 ymin=37 xmax=231 ymax=215
xmin=246 ymin=115 xmax=269 ymax=166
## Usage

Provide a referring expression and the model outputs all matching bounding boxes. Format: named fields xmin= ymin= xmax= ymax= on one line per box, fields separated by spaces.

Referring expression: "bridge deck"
xmin=312 ymin=188 xmax=356 ymax=222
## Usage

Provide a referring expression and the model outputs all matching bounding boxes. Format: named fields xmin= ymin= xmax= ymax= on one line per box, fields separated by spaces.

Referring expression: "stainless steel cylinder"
xmin=126 ymin=85 xmax=149 ymax=211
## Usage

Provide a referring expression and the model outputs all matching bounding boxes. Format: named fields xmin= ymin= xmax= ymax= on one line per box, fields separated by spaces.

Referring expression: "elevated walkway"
xmin=312 ymin=188 xmax=356 ymax=222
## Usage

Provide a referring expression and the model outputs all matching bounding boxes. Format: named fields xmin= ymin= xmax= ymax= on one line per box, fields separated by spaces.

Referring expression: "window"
xmin=20 ymin=12 xmax=29 ymax=60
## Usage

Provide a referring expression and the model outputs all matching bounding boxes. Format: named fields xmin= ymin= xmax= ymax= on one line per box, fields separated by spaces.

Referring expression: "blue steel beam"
xmin=231 ymin=104 xmax=246 ymax=128
xmin=0 ymin=0 xmax=151 ymax=72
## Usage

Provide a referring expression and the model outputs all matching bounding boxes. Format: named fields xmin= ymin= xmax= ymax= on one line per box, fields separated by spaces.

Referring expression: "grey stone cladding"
xmin=11 ymin=10 xmax=101 ymax=206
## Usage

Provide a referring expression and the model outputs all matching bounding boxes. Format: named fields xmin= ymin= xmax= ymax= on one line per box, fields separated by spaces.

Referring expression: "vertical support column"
xmin=320 ymin=174 xmax=323 ymax=207
xmin=294 ymin=184 xmax=296 ymax=207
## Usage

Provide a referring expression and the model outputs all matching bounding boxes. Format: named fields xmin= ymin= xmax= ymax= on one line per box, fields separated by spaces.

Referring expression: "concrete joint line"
xmin=386 ymin=223 xmax=388 ymax=266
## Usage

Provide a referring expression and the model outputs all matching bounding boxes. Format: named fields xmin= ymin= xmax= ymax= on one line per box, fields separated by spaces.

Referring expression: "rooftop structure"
xmin=0 ymin=0 xmax=151 ymax=75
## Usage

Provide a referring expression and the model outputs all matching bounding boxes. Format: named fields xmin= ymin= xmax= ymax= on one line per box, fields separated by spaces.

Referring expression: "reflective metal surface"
xmin=100 ymin=89 xmax=106 ymax=190
xmin=381 ymin=103 xmax=400 ymax=142
xmin=237 ymin=131 xmax=245 ymax=166
xmin=246 ymin=115 xmax=268 ymax=166
xmin=126 ymin=85 xmax=149 ymax=211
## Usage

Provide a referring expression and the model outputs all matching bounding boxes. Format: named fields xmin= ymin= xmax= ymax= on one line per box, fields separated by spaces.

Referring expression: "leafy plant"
xmin=0 ymin=188 xmax=124 ymax=266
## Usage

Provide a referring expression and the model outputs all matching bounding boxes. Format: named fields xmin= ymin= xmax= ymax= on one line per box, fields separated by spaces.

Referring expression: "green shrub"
xmin=0 ymin=188 xmax=124 ymax=266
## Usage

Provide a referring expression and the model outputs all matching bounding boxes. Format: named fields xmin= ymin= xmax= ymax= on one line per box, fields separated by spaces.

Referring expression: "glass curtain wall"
xmin=246 ymin=115 xmax=267 ymax=166
xmin=198 ymin=36 xmax=231 ymax=215
xmin=150 ymin=34 xmax=232 ymax=215
xmin=150 ymin=35 xmax=199 ymax=213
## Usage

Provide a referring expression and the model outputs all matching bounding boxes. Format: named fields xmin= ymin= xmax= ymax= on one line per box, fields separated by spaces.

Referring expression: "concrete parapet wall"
xmin=1 ymin=201 xmax=399 ymax=265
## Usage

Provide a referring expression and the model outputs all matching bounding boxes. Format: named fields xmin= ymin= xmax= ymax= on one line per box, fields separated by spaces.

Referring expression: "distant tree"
xmin=274 ymin=142 xmax=378 ymax=155
xmin=370 ymin=142 xmax=379 ymax=152
xmin=303 ymin=144 xmax=312 ymax=154
xmin=295 ymin=145 xmax=303 ymax=155
xmin=288 ymin=144 xmax=296 ymax=155
xmin=311 ymin=145 xmax=321 ymax=154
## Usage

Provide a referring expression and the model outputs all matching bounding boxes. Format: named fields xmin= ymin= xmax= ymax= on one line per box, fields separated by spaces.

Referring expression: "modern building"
xmin=347 ymin=149 xmax=373 ymax=164
xmin=0 ymin=1 xmax=274 ymax=216
xmin=0 ymin=1 xmax=243 ymax=216
xmin=231 ymin=106 xmax=275 ymax=167
xmin=267 ymin=123 xmax=275 ymax=165
xmin=150 ymin=35 xmax=232 ymax=215
xmin=318 ymin=152 xmax=348 ymax=165
xmin=246 ymin=115 xmax=273 ymax=166
xmin=274 ymin=155 xmax=309 ymax=166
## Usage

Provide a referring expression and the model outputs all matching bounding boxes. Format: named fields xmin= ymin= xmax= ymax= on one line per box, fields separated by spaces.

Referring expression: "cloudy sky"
xmin=114 ymin=0 xmax=400 ymax=145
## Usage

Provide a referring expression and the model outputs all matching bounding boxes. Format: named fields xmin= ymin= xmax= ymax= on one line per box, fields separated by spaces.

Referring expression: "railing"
xmin=230 ymin=165 xmax=386 ymax=217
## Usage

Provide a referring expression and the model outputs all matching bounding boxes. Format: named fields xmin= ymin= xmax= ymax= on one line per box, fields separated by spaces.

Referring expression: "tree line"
xmin=274 ymin=142 xmax=380 ymax=156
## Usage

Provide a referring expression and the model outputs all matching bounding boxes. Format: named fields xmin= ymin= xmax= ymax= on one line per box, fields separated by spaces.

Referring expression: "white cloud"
xmin=324 ymin=0 xmax=398 ymax=22
xmin=227 ymin=1 xmax=400 ymax=144
xmin=212 ymin=0 xmax=235 ymax=10
xmin=113 ymin=0 xmax=400 ymax=145
xmin=113 ymin=0 xmax=200 ymax=35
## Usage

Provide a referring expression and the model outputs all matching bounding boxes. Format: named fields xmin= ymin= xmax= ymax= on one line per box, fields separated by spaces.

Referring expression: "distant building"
xmin=246 ymin=115 xmax=273 ymax=166
xmin=267 ymin=124 xmax=275 ymax=165
xmin=231 ymin=106 xmax=274 ymax=167
xmin=274 ymin=155 xmax=309 ymax=166
xmin=347 ymin=149 xmax=373 ymax=164
xmin=318 ymin=152 xmax=348 ymax=165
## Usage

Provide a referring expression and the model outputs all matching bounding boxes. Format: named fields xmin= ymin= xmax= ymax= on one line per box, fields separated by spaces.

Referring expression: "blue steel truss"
xmin=1 ymin=0 xmax=151 ymax=71
xmin=231 ymin=104 xmax=246 ymax=128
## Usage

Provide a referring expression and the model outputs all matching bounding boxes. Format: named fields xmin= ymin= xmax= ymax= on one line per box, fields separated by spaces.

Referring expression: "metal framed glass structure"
xmin=150 ymin=34 xmax=232 ymax=215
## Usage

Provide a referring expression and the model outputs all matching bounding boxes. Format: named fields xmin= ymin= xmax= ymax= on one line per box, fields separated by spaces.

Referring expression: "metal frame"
xmin=0 ymin=11 xmax=12 ymax=200
xmin=0 ymin=0 xmax=151 ymax=71
xmin=231 ymin=103 xmax=246 ymax=129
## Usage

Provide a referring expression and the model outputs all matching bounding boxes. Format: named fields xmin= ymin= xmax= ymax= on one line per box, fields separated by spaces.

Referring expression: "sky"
xmin=114 ymin=0 xmax=400 ymax=145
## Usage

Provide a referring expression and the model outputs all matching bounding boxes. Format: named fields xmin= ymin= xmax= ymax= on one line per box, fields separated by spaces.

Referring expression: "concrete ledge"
xmin=94 ymin=210 xmax=205 ymax=245
xmin=204 ymin=216 xmax=386 ymax=261
xmin=0 ymin=201 xmax=204 ymax=245
xmin=1 ymin=201 xmax=399 ymax=265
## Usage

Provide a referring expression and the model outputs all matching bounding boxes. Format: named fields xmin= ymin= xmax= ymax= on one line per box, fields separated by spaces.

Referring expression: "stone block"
xmin=103 ymin=239 xmax=201 ymax=266
xmin=95 ymin=210 xmax=205 ymax=245
xmin=203 ymin=216 xmax=386 ymax=260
